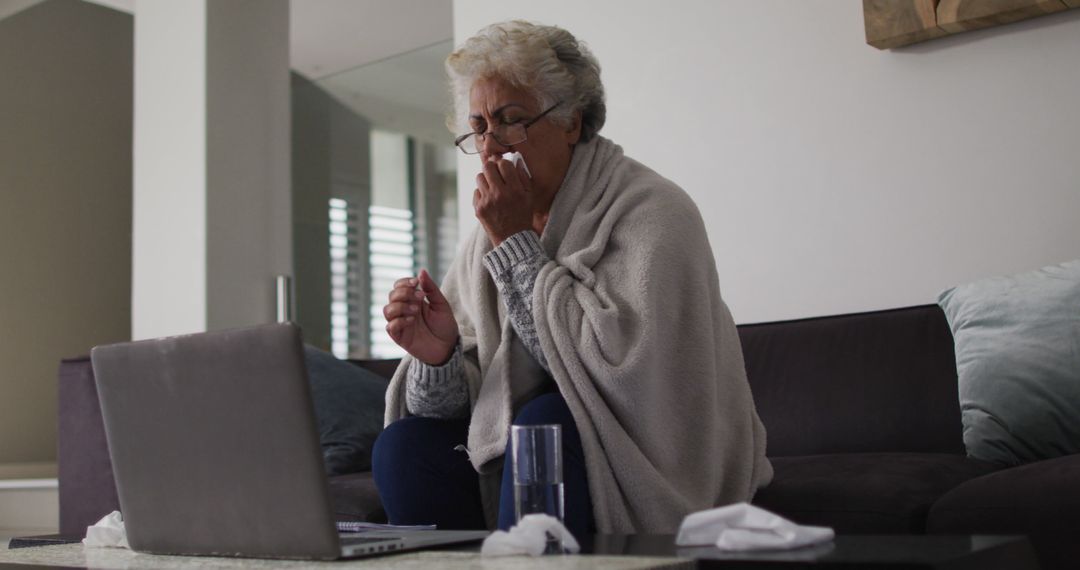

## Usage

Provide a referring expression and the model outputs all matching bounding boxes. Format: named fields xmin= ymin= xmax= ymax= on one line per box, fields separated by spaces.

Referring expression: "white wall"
xmin=0 ymin=0 xmax=44 ymax=22
xmin=133 ymin=0 xmax=292 ymax=339
xmin=0 ymin=480 xmax=58 ymax=537
xmin=371 ymin=131 xmax=412 ymax=210
xmin=0 ymin=0 xmax=132 ymax=472
xmin=453 ymin=1 xmax=1080 ymax=324
xmin=131 ymin=1 xmax=208 ymax=338
xmin=290 ymin=0 xmax=451 ymax=80
xmin=205 ymin=0 xmax=293 ymax=332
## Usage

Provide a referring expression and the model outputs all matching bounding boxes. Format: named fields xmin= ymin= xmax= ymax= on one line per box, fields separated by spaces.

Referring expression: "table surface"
xmin=2 ymin=534 xmax=1039 ymax=570
xmin=582 ymin=534 xmax=1040 ymax=569
xmin=4 ymin=544 xmax=689 ymax=570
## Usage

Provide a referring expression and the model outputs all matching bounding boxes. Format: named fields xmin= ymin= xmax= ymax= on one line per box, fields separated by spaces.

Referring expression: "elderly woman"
xmin=372 ymin=21 xmax=772 ymax=537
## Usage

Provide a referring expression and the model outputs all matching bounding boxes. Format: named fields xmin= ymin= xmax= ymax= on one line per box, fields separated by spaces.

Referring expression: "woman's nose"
xmin=479 ymin=131 xmax=508 ymax=158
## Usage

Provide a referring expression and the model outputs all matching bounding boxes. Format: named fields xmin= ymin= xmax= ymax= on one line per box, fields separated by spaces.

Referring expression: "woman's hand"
xmin=384 ymin=269 xmax=459 ymax=365
xmin=474 ymin=157 xmax=533 ymax=246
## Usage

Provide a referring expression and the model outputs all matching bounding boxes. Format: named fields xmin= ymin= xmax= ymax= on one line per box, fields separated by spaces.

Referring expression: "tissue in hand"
xmin=501 ymin=151 xmax=532 ymax=178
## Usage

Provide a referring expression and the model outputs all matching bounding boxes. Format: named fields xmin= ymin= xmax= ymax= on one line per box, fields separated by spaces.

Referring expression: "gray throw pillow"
xmin=304 ymin=345 xmax=390 ymax=476
xmin=937 ymin=259 xmax=1080 ymax=467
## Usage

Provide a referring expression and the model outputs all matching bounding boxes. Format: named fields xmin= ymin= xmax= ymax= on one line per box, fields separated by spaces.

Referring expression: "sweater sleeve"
xmin=405 ymin=341 xmax=469 ymax=419
xmin=481 ymin=230 xmax=550 ymax=372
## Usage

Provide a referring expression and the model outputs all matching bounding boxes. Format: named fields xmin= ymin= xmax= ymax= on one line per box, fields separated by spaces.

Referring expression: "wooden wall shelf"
xmin=864 ymin=0 xmax=1079 ymax=50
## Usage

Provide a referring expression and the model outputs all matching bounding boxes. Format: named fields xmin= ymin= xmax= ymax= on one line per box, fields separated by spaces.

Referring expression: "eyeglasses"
xmin=454 ymin=101 xmax=561 ymax=155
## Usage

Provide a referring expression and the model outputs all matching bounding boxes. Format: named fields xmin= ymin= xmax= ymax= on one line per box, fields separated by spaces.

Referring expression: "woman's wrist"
xmin=483 ymin=230 xmax=544 ymax=276
xmin=419 ymin=337 xmax=461 ymax=367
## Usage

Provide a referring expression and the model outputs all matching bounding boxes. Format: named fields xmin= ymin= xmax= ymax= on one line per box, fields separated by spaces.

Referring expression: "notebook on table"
xmin=91 ymin=323 xmax=488 ymax=560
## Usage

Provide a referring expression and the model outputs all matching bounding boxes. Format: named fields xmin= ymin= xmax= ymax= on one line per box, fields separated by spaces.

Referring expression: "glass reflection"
xmin=292 ymin=40 xmax=457 ymax=359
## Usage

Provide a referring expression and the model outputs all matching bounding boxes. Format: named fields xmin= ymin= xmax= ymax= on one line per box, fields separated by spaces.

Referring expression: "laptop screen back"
xmin=91 ymin=323 xmax=341 ymax=559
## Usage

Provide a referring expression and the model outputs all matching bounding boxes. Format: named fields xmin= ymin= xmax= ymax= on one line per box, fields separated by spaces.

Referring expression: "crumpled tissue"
xmin=676 ymin=502 xmax=834 ymax=552
xmin=481 ymin=514 xmax=580 ymax=556
xmin=501 ymin=151 xmax=532 ymax=178
xmin=82 ymin=510 xmax=130 ymax=549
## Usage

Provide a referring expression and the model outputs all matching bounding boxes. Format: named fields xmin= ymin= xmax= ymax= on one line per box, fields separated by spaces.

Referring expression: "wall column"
xmin=133 ymin=0 xmax=291 ymax=340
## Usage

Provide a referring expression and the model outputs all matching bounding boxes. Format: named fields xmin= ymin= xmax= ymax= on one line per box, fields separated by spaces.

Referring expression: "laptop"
xmin=90 ymin=322 xmax=489 ymax=560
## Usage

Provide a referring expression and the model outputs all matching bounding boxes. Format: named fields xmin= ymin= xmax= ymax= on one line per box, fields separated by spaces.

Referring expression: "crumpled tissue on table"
xmin=481 ymin=514 xmax=580 ymax=556
xmin=82 ymin=510 xmax=130 ymax=549
xmin=676 ymin=502 xmax=834 ymax=552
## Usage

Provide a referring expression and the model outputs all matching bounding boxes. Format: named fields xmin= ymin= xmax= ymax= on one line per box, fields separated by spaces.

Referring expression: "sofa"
xmin=56 ymin=304 xmax=1079 ymax=568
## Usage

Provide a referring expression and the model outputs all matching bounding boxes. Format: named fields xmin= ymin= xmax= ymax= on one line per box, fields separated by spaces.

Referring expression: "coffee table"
xmin=580 ymin=534 xmax=1040 ymax=569
xmin=4 ymin=535 xmax=689 ymax=570
xmin=5 ymin=533 xmax=1039 ymax=569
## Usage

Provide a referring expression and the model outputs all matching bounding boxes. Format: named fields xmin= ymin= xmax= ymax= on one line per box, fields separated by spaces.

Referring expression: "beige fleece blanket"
xmin=385 ymin=135 xmax=772 ymax=533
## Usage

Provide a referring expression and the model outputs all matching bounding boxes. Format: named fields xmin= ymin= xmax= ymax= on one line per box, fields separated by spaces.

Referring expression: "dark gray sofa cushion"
xmin=928 ymin=453 xmax=1080 ymax=533
xmin=752 ymin=453 xmax=999 ymax=533
xmin=328 ymin=471 xmax=387 ymax=523
xmin=304 ymin=346 xmax=390 ymax=476
xmin=928 ymin=454 xmax=1080 ymax=570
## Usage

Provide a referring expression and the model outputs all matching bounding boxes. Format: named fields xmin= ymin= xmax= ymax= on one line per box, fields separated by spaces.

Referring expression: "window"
xmin=368 ymin=205 xmax=415 ymax=358
xmin=327 ymin=130 xmax=457 ymax=360
xmin=328 ymin=198 xmax=362 ymax=359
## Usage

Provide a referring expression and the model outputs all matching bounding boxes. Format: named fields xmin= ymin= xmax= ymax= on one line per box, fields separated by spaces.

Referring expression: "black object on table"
xmin=6 ymin=535 xmax=82 ymax=550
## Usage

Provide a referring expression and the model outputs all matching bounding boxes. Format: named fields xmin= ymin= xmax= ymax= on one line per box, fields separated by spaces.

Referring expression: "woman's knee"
xmin=373 ymin=416 xmax=420 ymax=463
xmin=513 ymin=392 xmax=573 ymax=426
xmin=373 ymin=416 xmax=458 ymax=471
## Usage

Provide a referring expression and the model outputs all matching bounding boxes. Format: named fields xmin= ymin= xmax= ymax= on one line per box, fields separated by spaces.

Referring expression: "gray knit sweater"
xmin=404 ymin=230 xmax=549 ymax=418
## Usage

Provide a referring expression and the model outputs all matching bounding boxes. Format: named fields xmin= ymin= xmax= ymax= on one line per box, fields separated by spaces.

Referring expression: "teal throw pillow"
xmin=937 ymin=259 xmax=1080 ymax=466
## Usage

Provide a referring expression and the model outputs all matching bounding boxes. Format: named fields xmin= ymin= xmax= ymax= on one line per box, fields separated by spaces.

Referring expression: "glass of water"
xmin=511 ymin=424 xmax=565 ymax=554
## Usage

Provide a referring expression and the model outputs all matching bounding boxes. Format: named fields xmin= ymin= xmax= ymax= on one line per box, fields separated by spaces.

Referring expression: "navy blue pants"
xmin=371 ymin=392 xmax=595 ymax=538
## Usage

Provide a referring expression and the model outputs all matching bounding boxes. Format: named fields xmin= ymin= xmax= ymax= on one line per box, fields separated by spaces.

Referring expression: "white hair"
xmin=445 ymin=21 xmax=606 ymax=142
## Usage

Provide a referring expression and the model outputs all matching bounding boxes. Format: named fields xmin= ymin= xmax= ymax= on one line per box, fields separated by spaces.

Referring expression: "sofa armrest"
xmin=57 ymin=356 xmax=120 ymax=536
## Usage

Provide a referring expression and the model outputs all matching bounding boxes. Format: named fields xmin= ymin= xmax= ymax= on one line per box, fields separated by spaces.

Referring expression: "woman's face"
xmin=468 ymin=76 xmax=581 ymax=200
